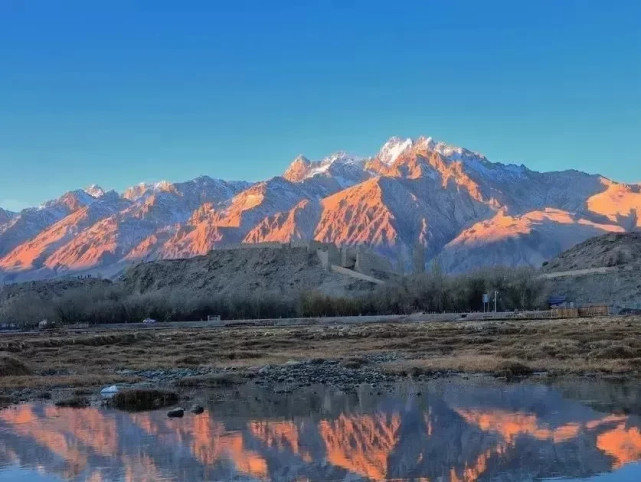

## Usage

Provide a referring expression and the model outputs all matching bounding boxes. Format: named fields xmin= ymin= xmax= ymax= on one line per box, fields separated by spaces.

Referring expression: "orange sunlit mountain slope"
xmin=1 ymin=136 xmax=639 ymax=281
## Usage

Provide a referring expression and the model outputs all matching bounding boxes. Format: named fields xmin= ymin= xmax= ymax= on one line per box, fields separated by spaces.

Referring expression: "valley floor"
xmin=1 ymin=316 xmax=640 ymax=405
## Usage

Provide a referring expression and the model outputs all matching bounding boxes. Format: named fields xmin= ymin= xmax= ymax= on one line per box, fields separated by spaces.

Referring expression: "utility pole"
xmin=494 ymin=290 xmax=498 ymax=313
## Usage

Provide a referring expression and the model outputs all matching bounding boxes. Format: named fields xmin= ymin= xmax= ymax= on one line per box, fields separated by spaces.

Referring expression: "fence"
xmin=551 ymin=308 xmax=579 ymax=319
xmin=578 ymin=305 xmax=609 ymax=317
xmin=551 ymin=305 xmax=609 ymax=319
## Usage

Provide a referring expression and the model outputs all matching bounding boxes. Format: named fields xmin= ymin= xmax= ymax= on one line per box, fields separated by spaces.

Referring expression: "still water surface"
xmin=1 ymin=379 xmax=641 ymax=481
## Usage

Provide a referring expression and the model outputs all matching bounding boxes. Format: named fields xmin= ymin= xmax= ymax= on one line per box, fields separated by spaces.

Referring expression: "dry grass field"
xmin=1 ymin=316 xmax=640 ymax=396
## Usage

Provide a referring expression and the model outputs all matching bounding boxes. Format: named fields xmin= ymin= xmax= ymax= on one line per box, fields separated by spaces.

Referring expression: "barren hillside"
xmin=543 ymin=232 xmax=641 ymax=310
xmin=0 ymin=278 xmax=111 ymax=306
xmin=542 ymin=232 xmax=641 ymax=273
xmin=122 ymin=245 xmax=375 ymax=298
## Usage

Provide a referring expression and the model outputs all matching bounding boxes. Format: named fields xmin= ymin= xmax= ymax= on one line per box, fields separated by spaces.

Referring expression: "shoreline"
xmin=1 ymin=316 xmax=640 ymax=406
xmin=1 ymin=362 xmax=636 ymax=410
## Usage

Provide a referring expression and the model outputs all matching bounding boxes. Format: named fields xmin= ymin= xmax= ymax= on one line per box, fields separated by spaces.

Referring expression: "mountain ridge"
xmin=1 ymin=136 xmax=639 ymax=282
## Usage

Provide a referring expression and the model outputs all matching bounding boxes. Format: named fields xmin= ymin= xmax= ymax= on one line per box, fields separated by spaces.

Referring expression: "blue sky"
xmin=1 ymin=0 xmax=640 ymax=210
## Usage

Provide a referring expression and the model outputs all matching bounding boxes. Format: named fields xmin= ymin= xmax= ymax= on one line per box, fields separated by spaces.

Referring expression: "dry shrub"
xmin=73 ymin=388 xmax=93 ymax=396
xmin=591 ymin=344 xmax=638 ymax=360
xmin=175 ymin=355 xmax=205 ymax=366
xmin=110 ymin=389 xmax=178 ymax=411
xmin=223 ymin=350 xmax=263 ymax=360
xmin=73 ymin=333 xmax=140 ymax=347
xmin=0 ymin=352 xmax=33 ymax=377
xmin=497 ymin=361 xmax=533 ymax=378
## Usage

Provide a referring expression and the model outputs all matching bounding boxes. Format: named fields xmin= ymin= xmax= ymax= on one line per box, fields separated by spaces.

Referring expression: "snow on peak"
xmin=292 ymin=154 xmax=311 ymax=165
xmin=284 ymin=151 xmax=364 ymax=183
xmin=302 ymin=152 xmax=364 ymax=182
xmin=153 ymin=180 xmax=174 ymax=191
xmin=378 ymin=135 xmax=492 ymax=165
xmin=378 ymin=137 xmax=415 ymax=165
xmin=123 ymin=181 xmax=176 ymax=201
xmin=377 ymin=135 xmax=521 ymax=179
xmin=35 ymin=189 xmax=97 ymax=212
xmin=321 ymin=151 xmax=358 ymax=164
xmin=432 ymin=141 xmax=487 ymax=165
xmin=85 ymin=184 xmax=106 ymax=198
xmin=283 ymin=155 xmax=312 ymax=182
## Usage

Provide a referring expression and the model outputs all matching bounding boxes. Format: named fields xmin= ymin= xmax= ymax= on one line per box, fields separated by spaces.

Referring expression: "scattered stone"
xmin=252 ymin=357 xmax=392 ymax=392
xmin=167 ymin=407 xmax=185 ymax=418
xmin=125 ymin=367 xmax=215 ymax=383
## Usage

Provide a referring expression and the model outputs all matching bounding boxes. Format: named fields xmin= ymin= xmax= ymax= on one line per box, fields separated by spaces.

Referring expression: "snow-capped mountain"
xmin=283 ymin=152 xmax=370 ymax=189
xmin=1 ymin=136 xmax=639 ymax=281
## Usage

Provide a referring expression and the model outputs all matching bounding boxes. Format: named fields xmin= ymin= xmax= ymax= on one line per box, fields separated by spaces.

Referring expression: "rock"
xmin=190 ymin=405 xmax=204 ymax=415
xmin=100 ymin=385 xmax=119 ymax=396
xmin=167 ymin=407 xmax=185 ymax=418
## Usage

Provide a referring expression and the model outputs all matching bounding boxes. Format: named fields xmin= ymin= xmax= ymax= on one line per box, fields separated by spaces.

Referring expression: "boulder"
xmin=190 ymin=405 xmax=204 ymax=415
xmin=167 ymin=407 xmax=185 ymax=418
xmin=100 ymin=385 xmax=119 ymax=396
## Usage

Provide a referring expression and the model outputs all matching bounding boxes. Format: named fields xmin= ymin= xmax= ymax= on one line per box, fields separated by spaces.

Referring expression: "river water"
xmin=1 ymin=378 xmax=641 ymax=481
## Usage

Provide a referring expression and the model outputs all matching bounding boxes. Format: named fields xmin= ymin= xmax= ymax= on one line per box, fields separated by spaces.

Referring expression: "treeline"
xmin=301 ymin=266 xmax=549 ymax=316
xmin=0 ymin=267 xmax=548 ymax=326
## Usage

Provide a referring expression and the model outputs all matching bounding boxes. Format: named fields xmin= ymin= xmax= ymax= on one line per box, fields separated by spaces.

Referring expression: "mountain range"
xmin=1 ymin=136 xmax=639 ymax=282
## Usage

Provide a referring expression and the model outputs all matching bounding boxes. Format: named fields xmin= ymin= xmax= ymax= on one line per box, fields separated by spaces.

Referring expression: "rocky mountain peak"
xmin=283 ymin=155 xmax=312 ymax=182
xmin=378 ymin=137 xmax=415 ymax=165
xmin=0 ymin=208 xmax=15 ymax=224
xmin=84 ymin=184 xmax=106 ymax=198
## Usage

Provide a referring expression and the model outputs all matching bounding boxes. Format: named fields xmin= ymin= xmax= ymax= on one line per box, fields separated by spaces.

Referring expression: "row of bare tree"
xmin=0 ymin=267 xmax=548 ymax=326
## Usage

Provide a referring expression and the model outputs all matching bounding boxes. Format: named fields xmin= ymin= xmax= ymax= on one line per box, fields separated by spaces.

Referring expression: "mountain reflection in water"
xmin=1 ymin=380 xmax=641 ymax=481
